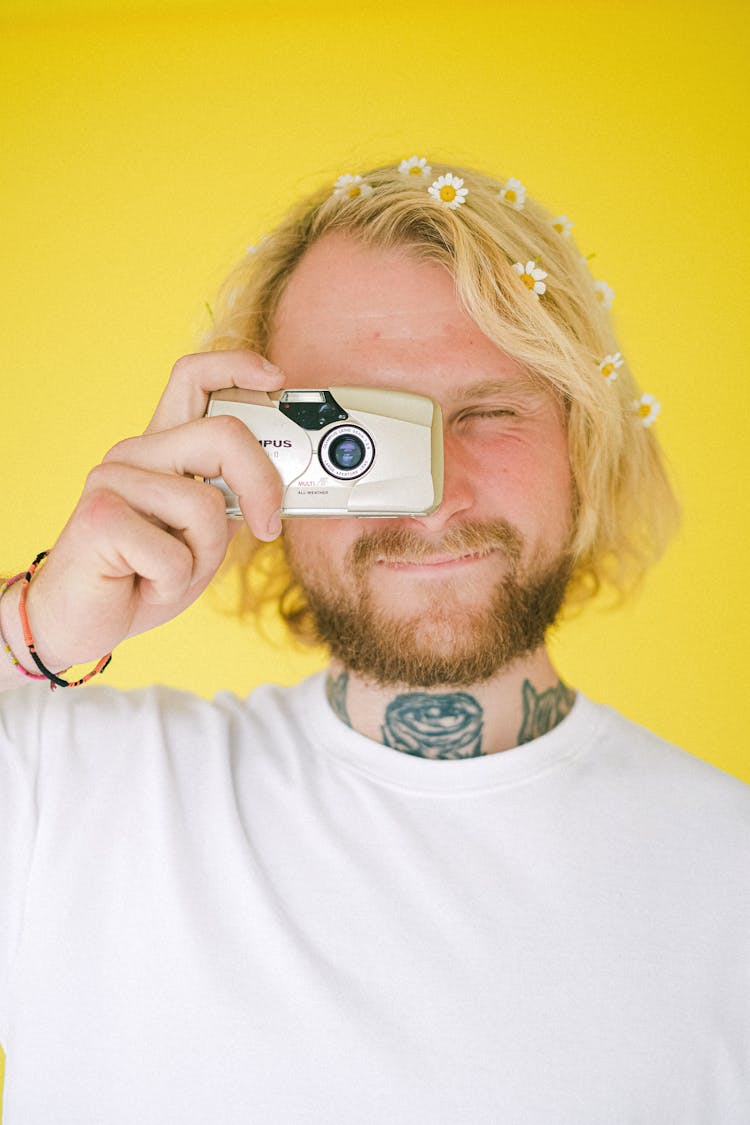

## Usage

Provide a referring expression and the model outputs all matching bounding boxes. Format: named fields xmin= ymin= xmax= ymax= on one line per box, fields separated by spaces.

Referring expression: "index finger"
xmin=145 ymin=350 xmax=285 ymax=434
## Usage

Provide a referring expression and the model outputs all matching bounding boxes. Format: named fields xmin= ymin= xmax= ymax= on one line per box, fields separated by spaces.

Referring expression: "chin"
xmin=285 ymin=533 xmax=573 ymax=688
xmin=371 ymin=591 xmax=480 ymax=627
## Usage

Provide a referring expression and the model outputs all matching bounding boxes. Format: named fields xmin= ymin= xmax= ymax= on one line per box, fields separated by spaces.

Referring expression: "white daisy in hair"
xmin=551 ymin=215 xmax=573 ymax=237
xmin=333 ymin=174 xmax=374 ymax=200
xmin=512 ymin=260 xmax=548 ymax=298
xmin=633 ymin=393 xmax=661 ymax=427
xmin=498 ymin=177 xmax=526 ymax=210
xmin=598 ymin=353 xmax=624 ymax=382
xmin=427 ymin=173 xmax=469 ymax=210
xmin=399 ymin=155 xmax=432 ymax=178
xmin=594 ymin=279 xmax=615 ymax=309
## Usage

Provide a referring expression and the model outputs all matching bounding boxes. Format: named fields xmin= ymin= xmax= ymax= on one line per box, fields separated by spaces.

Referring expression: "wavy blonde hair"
xmin=203 ymin=161 xmax=680 ymax=643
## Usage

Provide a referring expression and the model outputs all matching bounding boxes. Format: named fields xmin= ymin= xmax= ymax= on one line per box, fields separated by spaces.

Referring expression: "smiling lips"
xmin=376 ymin=550 xmax=495 ymax=571
xmin=349 ymin=519 xmax=524 ymax=577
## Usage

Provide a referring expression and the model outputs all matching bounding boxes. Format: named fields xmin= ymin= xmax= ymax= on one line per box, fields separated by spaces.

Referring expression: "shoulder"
xmin=575 ymin=694 xmax=750 ymax=834
xmin=0 ymin=676 xmax=322 ymax=820
xmin=1 ymin=679 xmax=220 ymax=739
xmin=0 ymin=674 xmax=319 ymax=758
xmin=587 ymin=696 xmax=747 ymax=783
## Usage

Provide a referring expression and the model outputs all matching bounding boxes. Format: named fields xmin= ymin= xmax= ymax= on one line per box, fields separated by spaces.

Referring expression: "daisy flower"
xmin=498 ymin=177 xmax=526 ymax=210
xmin=551 ymin=215 xmax=573 ymax=237
xmin=633 ymin=393 xmax=661 ymax=427
xmin=333 ymin=174 xmax=373 ymax=200
xmin=428 ymin=173 xmax=468 ymax=210
xmin=594 ymin=279 xmax=615 ymax=310
xmin=399 ymin=155 xmax=432 ymax=179
xmin=512 ymin=260 xmax=548 ymax=298
xmin=598 ymin=352 xmax=624 ymax=382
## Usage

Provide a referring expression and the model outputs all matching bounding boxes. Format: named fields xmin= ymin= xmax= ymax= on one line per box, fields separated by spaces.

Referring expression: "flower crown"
xmin=256 ymin=157 xmax=662 ymax=428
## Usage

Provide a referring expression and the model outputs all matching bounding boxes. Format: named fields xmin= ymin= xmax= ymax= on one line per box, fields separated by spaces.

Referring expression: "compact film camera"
xmin=204 ymin=386 xmax=444 ymax=518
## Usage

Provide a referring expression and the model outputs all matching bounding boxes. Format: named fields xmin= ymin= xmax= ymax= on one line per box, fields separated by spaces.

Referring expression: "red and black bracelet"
xmin=17 ymin=550 xmax=113 ymax=690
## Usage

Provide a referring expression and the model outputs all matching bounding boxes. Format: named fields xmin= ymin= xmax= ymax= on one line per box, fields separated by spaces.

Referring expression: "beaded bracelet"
xmin=0 ymin=572 xmax=47 ymax=681
xmin=17 ymin=550 xmax=113 ymax=690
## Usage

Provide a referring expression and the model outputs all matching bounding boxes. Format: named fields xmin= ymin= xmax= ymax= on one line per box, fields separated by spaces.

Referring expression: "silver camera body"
xmin=205 ymin=386 xmax=443 ymax=518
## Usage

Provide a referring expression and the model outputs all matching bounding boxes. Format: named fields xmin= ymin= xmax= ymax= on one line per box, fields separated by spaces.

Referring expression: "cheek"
xmin=283 ymin=518 xmax=358 ymax=577
xmin=461 ymin=433 xmax=573 ymax=534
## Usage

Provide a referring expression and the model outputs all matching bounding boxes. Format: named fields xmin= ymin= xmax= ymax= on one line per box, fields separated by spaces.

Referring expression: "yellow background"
xmin=1 ymin=0 xmax=748 ymax=1108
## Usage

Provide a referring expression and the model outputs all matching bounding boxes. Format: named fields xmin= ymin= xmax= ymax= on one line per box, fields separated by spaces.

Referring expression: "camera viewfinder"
xmin=280 ymin=389 xmax=348 ymax=430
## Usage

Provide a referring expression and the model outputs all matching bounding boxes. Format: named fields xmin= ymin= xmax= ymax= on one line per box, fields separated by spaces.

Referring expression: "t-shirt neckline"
xmin=298 ymin=671 xmax=604 ymax=794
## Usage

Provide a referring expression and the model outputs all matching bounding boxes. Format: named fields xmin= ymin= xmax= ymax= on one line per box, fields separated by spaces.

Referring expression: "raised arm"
xmin=0 ymin=351 xmax=285 ymax=692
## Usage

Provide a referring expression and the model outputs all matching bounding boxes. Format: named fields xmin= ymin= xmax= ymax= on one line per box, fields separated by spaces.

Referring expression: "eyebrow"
xmin=452 ymin=376 xmax=547 ymax=402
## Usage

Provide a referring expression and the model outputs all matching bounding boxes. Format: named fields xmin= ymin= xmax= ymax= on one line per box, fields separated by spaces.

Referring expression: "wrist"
xmin=0 ymin=579 xmax=47 ymax=678
xmin=2 ymin=551 xmax=114 ymax=690
xmin=18 ymin=552 xmax=112 ymax=689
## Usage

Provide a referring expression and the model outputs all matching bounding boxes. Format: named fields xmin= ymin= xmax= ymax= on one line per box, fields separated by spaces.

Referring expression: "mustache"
xmin=348 ymin=519 xmax=524 ymax=573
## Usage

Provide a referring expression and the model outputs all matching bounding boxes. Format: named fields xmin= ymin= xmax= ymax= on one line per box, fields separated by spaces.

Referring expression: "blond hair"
xmin=203 ymin=162 xmax=680 ymax=641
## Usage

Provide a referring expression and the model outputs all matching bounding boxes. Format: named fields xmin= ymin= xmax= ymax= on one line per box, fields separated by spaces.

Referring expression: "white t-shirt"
xmin=1 ymin=673 xmax=749 ymax=1123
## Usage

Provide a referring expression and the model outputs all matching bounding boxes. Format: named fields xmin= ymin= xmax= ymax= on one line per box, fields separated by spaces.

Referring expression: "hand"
xmin=8 ymin=351 xmax=286 ymax=674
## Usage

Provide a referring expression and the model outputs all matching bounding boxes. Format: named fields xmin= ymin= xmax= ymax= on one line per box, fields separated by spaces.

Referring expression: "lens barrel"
xmin=318 ymin=425 xmax=374 ymax=480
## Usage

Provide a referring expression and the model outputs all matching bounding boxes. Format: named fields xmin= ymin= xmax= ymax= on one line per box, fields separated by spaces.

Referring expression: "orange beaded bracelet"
xmin=0 ymin=572 xmax=47 ymax=681
xmin=18 ymin=551 xmax=113 ymax=690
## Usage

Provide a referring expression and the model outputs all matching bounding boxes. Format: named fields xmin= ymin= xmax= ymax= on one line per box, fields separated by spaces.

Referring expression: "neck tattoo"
xmin=325 ymin=670 xmax=576 ymax=759
xmin=517 ymin=678 xmax=576 ymax=745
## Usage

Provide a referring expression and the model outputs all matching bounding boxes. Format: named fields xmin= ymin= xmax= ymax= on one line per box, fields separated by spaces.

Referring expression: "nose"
xmin=409 ymin=433 xmax=475 ymax=533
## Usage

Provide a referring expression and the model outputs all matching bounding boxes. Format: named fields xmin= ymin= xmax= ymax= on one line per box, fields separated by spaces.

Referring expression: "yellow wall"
xmin=1 ymin=0 xmax=748 ymax=1106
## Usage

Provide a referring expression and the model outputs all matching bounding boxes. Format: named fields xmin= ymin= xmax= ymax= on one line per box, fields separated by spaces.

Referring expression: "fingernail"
xmin=266 ymin=510 xmax=282 ymax=539
xmin=262 ymin=359 xmax=283 ymax=376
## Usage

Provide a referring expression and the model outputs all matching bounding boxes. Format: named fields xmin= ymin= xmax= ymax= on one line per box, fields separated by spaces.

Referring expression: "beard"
xmin=283 ymin=518 xmax=573 ymax=689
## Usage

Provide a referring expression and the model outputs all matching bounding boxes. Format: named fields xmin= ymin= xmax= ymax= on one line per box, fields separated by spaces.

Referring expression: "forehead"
xmin=268 ymin=232 xmax=532 ymax=397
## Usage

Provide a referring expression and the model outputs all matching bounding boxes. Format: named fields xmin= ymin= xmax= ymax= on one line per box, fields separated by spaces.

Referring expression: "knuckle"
xmin=101 ymin=436 xmax=138 ymax=464
xmin=168 ymin=353 xmax=200 ymax=384
xmin=209 ymin=412 xmax=255 ymax=445
xmin=77 ymin=484 xmax=125 ymax=529
xmin=84 ymin=461 xmax=120 ymax=491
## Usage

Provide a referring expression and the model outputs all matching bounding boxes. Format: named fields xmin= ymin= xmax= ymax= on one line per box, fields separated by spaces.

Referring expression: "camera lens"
xmin=329 ymin=434 xmax=365 ymax=470
xmin=318 ymin=424 xmax=375 ymax=480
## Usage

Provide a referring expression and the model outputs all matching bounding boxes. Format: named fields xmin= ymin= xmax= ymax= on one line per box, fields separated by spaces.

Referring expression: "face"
xmin=267 ymin=233 xmax=575 ymax=687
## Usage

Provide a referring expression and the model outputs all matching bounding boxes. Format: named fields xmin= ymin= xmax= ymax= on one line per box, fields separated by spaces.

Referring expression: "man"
xmin=1 ymin=162 xmax=748 ymax=1123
